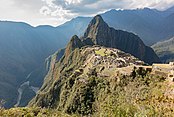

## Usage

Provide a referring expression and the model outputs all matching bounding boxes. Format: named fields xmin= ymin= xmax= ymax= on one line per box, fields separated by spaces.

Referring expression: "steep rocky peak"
xmin=82 ymin=15 xmax=160 ymax=64
xmin=69 ymin=35 xmax=82 ymax=47
xmin=83 ymin=15 xmax=109 ymax=41
xmin=65 ymin=35 xmax=84 ymax=58
xmin=89 ymin=15 xmax=105 ymax=26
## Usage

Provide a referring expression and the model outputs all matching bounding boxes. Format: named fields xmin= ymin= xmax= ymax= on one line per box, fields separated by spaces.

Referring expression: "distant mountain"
xmin=152 ymin=36 xmax=174 ymax=63
xmin=163 ymin=6 xmax=174 ymax=16
xmin=37 ymin=7 xmax=172 ymax=46
xmin=36 ymin=16 xmax=91 ymax=40
xmin=0 ymin=22 xmax=58 ymax=107
xmin=103 ymin=7 xmax=174 ymax=45
xmin=159 ymin=13 xmax=174 ymax=40
xmin=57 ymin=17 xmax=92 ymax=37
xmin=101 ymin=8 xmax=163 ymax=45
xmin=36 ymin=6 xmax=174 ymax=46
xmin=49 ymin=6 xmax=174 ymax=45
xmin=0 ymin=21 xmax=68 ymax=108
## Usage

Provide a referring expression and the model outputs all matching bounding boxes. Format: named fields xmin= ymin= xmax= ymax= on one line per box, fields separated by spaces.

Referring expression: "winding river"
xmin=14 ymin=72 xmax=39 ymax=107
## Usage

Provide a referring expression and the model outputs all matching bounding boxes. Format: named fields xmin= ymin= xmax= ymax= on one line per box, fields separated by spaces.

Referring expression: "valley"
xmin=0 ymin=3 xmax=174 ymax=117
xmin=1 ymin=6 xmax=174 ymax=108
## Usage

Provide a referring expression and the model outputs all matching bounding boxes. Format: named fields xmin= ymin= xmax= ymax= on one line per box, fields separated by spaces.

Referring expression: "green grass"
xmin=95 ymin=49 xmax=107 ymax=56
xmin=0 ymin=107 xmax=77 ymax=117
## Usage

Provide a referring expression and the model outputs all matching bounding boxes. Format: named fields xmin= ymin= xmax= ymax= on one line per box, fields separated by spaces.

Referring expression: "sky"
xmin=0 ymin=0 xmax=174 ymax=26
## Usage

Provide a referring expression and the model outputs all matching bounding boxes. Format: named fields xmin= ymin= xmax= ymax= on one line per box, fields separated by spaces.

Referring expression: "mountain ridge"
xmin=152 ymin=36 xmax=174 ymax=62
xmin=81 ymin=15 xmax=160 ymax=64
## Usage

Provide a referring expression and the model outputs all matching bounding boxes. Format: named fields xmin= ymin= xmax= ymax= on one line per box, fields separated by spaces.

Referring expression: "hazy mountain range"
xmin=0 ymin=6 xmax=174 ymax=108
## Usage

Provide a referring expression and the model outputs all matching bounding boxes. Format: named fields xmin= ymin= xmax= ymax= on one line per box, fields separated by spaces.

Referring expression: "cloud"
xmin=40 ymin=6 xmax=52 ymax=16
xmin=0 ymin=0 xmax=63 ymax=26
xmin=41 ymin=0 xmax=174 ymax=20
xmin=0 ymin=0 xmax=174 ymax=26
xmin=128 ymin=0 xmax=174 ymax=10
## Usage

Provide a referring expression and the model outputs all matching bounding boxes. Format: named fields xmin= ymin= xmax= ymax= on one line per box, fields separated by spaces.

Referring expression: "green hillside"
xmin=152 ymin=37 xmax=174 ymax=62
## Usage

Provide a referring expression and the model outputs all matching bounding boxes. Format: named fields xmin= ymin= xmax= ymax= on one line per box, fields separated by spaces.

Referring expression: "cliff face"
xmin=82 ymin=15 xmax=160 ymax=64
xmin=64 ymin=35 xmax=84 ymax=60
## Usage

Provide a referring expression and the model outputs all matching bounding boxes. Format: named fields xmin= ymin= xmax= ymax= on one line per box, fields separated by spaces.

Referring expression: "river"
xmin=14 ymin=72 xmax=39 ymax=107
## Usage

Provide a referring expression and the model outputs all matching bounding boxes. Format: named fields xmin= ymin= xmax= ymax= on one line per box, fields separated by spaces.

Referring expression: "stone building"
xmin=152 ymin=62 xmax=174 ymax=81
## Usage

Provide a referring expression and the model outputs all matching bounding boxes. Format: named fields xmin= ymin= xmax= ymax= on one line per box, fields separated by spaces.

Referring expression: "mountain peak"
xmin=67 ymin=35 xmax=84 ymax=50
xmin=83 ymin=15 xmax=109 ymax=43
xmin=70 ymin=35 xmax=80 ymax=42
xmin=82 ymin=15 xmax=160 ymax=64
xmin=91 ymin=15 xmax=104 ymax=24
xmin=65 ymin=35 xmax=84 ymax=58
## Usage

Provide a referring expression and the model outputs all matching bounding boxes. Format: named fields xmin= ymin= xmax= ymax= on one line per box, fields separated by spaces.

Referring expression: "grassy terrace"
xmin=95 ymin=48 xmax=111 ymax=56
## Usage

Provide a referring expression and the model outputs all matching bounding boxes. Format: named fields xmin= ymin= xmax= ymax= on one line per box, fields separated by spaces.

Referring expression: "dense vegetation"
xmin=0 ymin=107 xmax=73 ymax=117
xmin=1 ymin=68 xmax=174 ymax=116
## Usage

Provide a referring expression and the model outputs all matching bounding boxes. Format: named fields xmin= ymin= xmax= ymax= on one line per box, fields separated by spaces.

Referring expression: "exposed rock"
xmin=64 ymin=35 xmax=84 ymax=59
xmin=82 ymin=15 xmax=160 ymax=64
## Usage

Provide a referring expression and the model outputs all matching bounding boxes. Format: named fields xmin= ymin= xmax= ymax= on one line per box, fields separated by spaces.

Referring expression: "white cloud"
xmin=0 ymin=0 xmax=174 ymax=26
xmin=128 ymin=0 xmax=174 ymax=10
xmin=64 ymin=0 xmax=81 ymax=4
xmin=41 ymin=0 xmax=174 ymax=21
xmin=40 ymin=6 xmax=52 ymax=16
xmin=0 ymin=0 xmax=67 ymax=26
